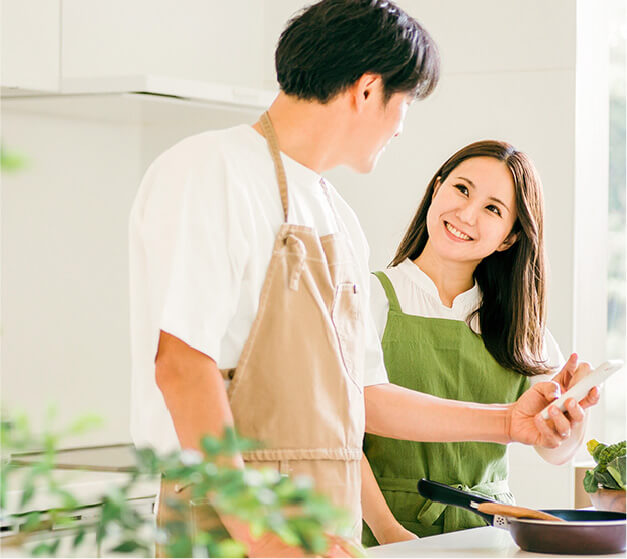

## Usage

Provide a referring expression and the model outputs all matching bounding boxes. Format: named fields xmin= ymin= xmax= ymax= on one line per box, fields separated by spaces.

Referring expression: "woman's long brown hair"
xmin=392 ymin=140 xmax=551 ymax=376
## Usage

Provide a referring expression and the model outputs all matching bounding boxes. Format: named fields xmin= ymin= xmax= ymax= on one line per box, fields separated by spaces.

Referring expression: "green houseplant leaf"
xmin=4 ymin=410 xmax=351 ymax=557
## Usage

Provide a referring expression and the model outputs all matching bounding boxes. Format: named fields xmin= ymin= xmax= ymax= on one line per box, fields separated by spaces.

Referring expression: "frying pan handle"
xmin=417 ymin=478 xmax=496 ymax=525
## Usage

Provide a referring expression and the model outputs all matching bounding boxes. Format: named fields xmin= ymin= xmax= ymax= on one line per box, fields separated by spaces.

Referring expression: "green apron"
xmin=362 ymin=270 xmax=529 ymax=546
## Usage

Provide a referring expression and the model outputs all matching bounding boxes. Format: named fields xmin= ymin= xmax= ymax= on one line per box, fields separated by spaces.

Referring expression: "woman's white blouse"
xmin=369 ymin=259 xmax=565 ymax=383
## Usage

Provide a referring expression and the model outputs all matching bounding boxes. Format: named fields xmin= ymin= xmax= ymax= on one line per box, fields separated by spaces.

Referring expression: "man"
xmin=129 ymin=0 xmax=598 ymax=556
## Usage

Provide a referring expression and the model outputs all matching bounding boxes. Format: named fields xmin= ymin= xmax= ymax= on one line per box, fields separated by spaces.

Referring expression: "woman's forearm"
xmin=364 ymin=383 xmax=512 ymax=444
xmin=361 ymin=453 xmax=398 ymax=543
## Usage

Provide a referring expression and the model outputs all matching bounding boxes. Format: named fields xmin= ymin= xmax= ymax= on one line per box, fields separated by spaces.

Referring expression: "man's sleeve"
xmin=140 ymin=150 xmax=248 ymax=365
xmin=363 ymin=275 xmax=389 ymax=386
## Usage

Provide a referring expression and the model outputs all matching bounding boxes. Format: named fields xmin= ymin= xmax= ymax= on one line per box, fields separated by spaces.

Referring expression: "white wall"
xmin=1 ymin=95 xmax=264 ymax=447
xmin=2 ymin=0 xmax=606 ymax=509
xmin=2 ymin=97 xmax=142 ymax=445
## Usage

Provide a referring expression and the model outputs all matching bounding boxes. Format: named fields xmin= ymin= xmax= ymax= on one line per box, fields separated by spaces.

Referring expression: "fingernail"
xmin=550 ymin=407 xmax=559 ymax=416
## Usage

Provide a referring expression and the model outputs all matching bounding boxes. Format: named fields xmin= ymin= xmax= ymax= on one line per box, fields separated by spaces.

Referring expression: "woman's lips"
xmin=444 ymin=221 xmax=473 ymax=241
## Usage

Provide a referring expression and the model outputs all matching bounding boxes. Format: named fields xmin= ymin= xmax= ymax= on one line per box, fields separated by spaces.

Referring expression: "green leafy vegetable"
xmin=584 ymin=439 xmax=626 ymax=493
xmin=607 ymin=456 xmax=626 ymax=490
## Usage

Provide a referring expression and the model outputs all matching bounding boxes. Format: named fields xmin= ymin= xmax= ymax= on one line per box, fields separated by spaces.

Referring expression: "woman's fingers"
xmin=571 ymin=362 xmax=593 ymax=388
xmin=578 ymin=386 xmax=601 ymax=409
xmin=534 ymin=414 xmax=562 ymax=448
xmin=534 ymin=398 xmax=589 ymax=446
xmin=536 ymin=380 xmax=562 ymax=402
xmin=548 ymin=406 xmax=572 ymax=439
xmin=554 ymin=353 xmax=578 ymax=391
xmin=564 ymin=399 xmax=585 ymax=422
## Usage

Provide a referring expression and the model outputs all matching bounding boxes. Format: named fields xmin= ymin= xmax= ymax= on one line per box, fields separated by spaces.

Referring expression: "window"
xmin=605 ymin=0 xmax=626 ymax=443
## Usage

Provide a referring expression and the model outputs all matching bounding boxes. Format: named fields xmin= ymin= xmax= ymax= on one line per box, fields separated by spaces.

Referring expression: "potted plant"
xmin=1 ymin=410 xmax=357 ymax=557
xmin=583 ymin=439 xmax=626 ymax=513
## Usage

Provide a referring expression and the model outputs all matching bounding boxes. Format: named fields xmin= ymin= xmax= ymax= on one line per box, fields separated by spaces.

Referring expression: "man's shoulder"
xmin=150 ymin=125 xmax=259 ymax=172
xmin=324 ymin=181 xmax=362 ymax=230
xmin=132 ymin=125 xmax=264 ymax=225
xmin=324 ymin=181 xmax=370 ymax=254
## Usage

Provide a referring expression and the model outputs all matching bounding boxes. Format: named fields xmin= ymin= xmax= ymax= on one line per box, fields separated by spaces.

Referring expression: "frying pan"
xmin=417 ymin=479 xmax=626 ymax=555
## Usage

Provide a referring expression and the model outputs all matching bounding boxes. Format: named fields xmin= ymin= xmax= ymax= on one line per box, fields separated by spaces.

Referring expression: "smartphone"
xmin=540 ymin=359 xmax=624 ymax=420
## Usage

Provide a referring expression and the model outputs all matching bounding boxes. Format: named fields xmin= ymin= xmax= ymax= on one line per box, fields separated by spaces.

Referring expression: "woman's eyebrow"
xmin=456 ymin=176 xmax=511 ymax=213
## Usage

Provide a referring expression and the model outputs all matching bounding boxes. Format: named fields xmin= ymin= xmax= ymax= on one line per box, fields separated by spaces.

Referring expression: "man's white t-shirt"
xmin=369 ymin=259 xmax=565 ymax=381
xmin=129 ymin=124 xmax=388 ymax=453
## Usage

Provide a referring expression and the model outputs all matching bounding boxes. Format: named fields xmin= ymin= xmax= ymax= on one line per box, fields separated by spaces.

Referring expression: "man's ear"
xmin=496 ymin=231 xmax=519 ymax=252
xmin=351 ymin=73 xmax=382 ymax=112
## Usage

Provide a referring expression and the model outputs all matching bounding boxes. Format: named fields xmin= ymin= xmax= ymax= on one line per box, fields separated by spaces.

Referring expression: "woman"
xmin=362 ymin=140 xmax=593 ymax=546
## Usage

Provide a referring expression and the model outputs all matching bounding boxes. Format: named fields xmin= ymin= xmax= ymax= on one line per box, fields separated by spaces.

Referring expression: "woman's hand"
xmin=551 ymin=353 xmax=600 ymax=410
xmin=509 ymin=380 xmax=567 ymax=447
xmin=378 ymin=522 xmax=419 ymax=545
xmin=508 ymin=354 xmax=600 ymax=451
xmin=533 ymin=354 xmax=600 ymax=464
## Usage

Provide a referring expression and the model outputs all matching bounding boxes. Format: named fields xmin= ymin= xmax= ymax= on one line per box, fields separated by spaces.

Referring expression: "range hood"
xmin=1 ymin=74 xmax=278 ymax=111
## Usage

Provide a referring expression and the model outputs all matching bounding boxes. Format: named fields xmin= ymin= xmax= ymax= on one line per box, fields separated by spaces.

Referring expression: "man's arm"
xmin=365 ymin=353 xmax=601 ymax=449
xmin=365 ymin=383 xmax=516 ymax=444
xmin=155 ymin=330 xmax=242 ymax=465
xmin=365 ymin=379 xmax=582 ymax=448
xmin=155 ymin=330 xmax=324 ymax=557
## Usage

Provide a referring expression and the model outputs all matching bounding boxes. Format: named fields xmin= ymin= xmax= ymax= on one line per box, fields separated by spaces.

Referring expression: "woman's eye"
xmin=486 ymin=205 xmax=501 ymax=216
xmin=454 ymin=184 xmax=469 ymax=196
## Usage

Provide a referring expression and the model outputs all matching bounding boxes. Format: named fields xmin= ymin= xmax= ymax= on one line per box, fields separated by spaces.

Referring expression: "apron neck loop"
xmin=260 ymin=111 xmax=289 ymax=223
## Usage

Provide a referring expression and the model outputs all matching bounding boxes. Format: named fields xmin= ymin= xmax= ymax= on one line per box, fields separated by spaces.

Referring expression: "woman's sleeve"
xmin=528 ymin=328 xmax=567 ymax=386
xmin=369 ymin=274 xmax=389 ymax=342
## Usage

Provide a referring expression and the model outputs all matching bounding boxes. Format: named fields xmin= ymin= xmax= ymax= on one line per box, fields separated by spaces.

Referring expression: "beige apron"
xmin=157 ymin=112 xmax=366 ymax=551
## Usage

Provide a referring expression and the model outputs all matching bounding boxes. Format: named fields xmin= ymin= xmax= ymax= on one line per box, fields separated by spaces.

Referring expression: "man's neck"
xmin=414 ymin=242 xmax=478 ymax=308
xmin=252 ymin=92 xmax=350 ymax=174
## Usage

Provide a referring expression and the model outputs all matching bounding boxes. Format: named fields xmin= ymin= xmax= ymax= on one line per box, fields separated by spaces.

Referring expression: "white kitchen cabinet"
xmin=2 ymin=468 xmax=158 ymax=558
xmin=61 ymin=0 xmax=267 ymax=89
xmin=1 ymin=0 xmax=61 ymax=92
xmin=1 ymin=0 xmax=269 ymax=93
xmin=1 ymin=501 xmax=155 ymax=558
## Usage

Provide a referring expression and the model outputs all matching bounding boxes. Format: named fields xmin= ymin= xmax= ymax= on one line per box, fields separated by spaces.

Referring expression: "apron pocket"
xmin=331 ymin=282 xmax=364 ymax=392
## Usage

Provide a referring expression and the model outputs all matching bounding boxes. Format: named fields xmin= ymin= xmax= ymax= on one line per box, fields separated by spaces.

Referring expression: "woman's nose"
xmin=456 ymin=204 xmax=478 ymax=226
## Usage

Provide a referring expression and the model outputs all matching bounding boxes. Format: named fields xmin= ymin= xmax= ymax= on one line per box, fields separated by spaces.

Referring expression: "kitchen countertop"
xmin=366 ymin=526 xmax=626 ymax=558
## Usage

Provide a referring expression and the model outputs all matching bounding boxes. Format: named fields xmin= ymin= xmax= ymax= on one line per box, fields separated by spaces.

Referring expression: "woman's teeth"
xmin=445 ymin=222 xmax=472 ymax=240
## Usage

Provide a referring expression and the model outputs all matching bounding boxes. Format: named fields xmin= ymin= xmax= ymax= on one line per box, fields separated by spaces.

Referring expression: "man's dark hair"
xmin=275 ymin=0 xmax=440 ymax=104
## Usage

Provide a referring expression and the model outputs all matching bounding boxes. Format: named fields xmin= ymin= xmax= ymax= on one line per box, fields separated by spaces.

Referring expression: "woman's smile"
xmin=444 ymin=221 xmax=473 ymax=241
xmin=425 ymin=157 xmax=519 ymax=264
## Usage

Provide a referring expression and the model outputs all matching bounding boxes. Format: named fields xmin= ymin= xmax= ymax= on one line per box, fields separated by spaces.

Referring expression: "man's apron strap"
xmin=259 ymin=112 xmax=289 ymax=222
